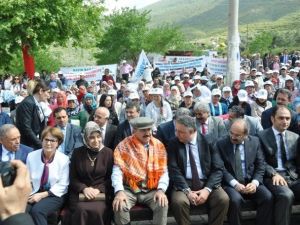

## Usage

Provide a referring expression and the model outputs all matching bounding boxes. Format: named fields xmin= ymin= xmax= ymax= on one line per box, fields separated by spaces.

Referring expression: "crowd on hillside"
xmin=1 ymin=50 xmax=300 ymax=225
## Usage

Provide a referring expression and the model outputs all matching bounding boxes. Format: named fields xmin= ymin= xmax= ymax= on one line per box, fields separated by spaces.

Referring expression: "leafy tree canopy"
xmin=0 ymin=0 xmax=104 ymax=67
xmin=95 ymin=8 xmax=185 ymax=64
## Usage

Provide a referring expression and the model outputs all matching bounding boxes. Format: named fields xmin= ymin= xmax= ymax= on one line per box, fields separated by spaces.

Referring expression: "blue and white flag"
xmin=131 ymin=50 xmax=151 ymax=82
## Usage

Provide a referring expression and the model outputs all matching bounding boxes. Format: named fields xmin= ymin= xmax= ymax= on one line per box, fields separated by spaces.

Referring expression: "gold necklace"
xmin=87 ymin=151 xmax=97 ymax=167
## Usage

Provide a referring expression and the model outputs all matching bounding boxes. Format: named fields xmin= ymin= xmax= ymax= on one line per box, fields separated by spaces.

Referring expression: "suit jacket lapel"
xmin=225 ymin=137 xmax=235 ymax=172
xmin=125 ymin=120 xmax=131 ymax=136
xmin=197 ymin=134 xmax=205 ymax=172
xmin=207 ymin=117 xmax=213 ymax=134
xmin=0 ymin=145 xmax=2 ymax=161
xmin=267 ymin=128 xmax=278 ymax=154
xmin=178 ymin=141 xmax=187 ymax=176
xmin=65 ymin=124 xmax=71 ymax=151
xmin=15 ymin=148 xmax=22 ymax=161
xmin=244 ymin=137 xmax=252 ymax=170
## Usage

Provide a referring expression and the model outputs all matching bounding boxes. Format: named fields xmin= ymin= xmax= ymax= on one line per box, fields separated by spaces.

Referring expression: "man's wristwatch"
xmin=183 ymin=188 xmax=191 ymax=196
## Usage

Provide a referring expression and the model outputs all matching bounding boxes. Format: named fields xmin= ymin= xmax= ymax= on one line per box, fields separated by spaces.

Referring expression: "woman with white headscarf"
xmin=145 ymin=88 xmax=172 ymax=131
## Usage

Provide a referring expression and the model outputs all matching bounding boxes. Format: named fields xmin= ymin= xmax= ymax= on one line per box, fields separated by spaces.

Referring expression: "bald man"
xmin=93 ymin=107 xmax=117 ymax=149
xmin=215 ymin=119 xmax=273 ymax=225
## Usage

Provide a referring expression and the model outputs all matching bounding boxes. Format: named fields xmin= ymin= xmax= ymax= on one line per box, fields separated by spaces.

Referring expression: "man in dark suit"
xmin=113 ymin=102 xmax=140 ymax=148
xmin=216 ymin=119 xmax=273 ymax=225
xmin=261 ymin=88 xmax=299 ymax=134
xmin=16 ymin=81 xmax=50 ymax=149
xmin=168 ymin=115 xmax=229 ymax=225
xmin=193 ymin=101 xmax=226 ymax=144
xmin=93 ymin=107 xmax=117 ymax=149
xmin=156 ymin=107 xmax=191 ymax=147
xmin=0 ymin=124 xmax=32 ymax=163
xmin=54 ymin=107 xmax=83 ymax=156
xmin=258 ymin=105 xmax=300 ymax=225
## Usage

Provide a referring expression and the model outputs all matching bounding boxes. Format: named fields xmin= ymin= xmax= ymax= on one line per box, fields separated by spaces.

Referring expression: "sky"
xmin=104 ymin=0 xmax=161 ymax=11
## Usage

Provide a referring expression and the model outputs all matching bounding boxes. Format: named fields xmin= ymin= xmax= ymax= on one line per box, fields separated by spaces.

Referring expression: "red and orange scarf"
xmin=114 ymin=135 xmax=167 ymax=193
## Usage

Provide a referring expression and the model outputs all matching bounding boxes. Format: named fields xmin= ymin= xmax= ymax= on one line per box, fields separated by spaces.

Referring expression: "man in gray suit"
xmin=224 ymin=105 xmax=263 ymax=136
xmin=258 ymin=105 xmax=300 ymax=225
xmin=193 ymin=102 xmax=226 ymax=144
xmin=54 ymin=107 xmax=83 ymax=156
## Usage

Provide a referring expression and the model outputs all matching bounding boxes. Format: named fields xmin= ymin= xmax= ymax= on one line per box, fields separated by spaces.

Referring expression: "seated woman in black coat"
xmin=68 ymin=121 xmax=113 ymax=225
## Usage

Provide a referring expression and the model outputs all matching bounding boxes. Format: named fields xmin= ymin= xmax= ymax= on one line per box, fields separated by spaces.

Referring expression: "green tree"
xmin=6 ymin=49 xmax=61 ymax=75
xmin=0 ymin=0 xmax=103 ymax=69
xmin=95 ymin=8 xmax=184 ymax=64
xmin=247 ymin=32 xmax=273 ymax=54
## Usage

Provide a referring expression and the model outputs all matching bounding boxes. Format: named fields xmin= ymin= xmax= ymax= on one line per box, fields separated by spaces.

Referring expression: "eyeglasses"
xmin=43 ymin=138 xmax=58 ymax=143
xmin=229 ymin=131 xmax=244 ymax=139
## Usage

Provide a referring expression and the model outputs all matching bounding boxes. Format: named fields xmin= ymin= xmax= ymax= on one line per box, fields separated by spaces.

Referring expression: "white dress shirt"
xmin=185 ymin=135 xmax=205 ymax=180
xmin=1 ymin=146 xmax=15 ymax=161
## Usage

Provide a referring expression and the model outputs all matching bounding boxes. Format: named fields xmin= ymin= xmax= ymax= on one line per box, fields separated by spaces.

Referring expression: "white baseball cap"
xmin=183 ymin=91 xmax=193 ymax=97
xmin=34 ymin=72 xmax=40 ymax=77
xmin=285 ymin=76 xmax=294 ymax=82
xmin=149 ymin=88 xmax=163 ymax=95
xmin=256 ymin=89 xmax=268 ymax=100
xmin=216 ymin=74 xmax=223 ymax=79
xmin=67 ymin=94 xmax=77 ymax=101
xmin=211 ymin=88 xmax=222 ymax=96
xmin=245 ymin=80 xmax=255 ymax=87
xmin=129 ymin=92 xmax=140 ymax=100
xmin=200 ymin=76 xmax=209 ymax=81
xmin=107 ymin=89 xmax=117 ymax=96
xmin=263 ymin=80 xmax=273 ymax=86
xmin=174 ymin=76 xmax=180 ymax=81
xmin=193 ymin=75 xmax=201 ymax=80
xmin=237 ymin=90 xmax=248 ymax=102
xmin=222 ymin=86 xmax=231 ymax=92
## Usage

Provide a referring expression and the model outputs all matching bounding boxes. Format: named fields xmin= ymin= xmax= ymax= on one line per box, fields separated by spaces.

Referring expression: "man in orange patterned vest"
xmin=112 ymin=117 xmax=169 ymax=225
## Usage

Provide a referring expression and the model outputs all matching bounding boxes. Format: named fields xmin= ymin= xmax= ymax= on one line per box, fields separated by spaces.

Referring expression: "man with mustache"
xmin=112 ymin=117 xmax=169 ymax=225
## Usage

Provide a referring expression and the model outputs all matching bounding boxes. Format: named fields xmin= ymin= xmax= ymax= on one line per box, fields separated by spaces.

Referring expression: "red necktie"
xmin=201 ymin=123 xmax=206 ymax=135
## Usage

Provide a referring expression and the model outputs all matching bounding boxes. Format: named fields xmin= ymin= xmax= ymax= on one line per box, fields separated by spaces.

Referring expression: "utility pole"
xmin=226 ymin=0 xmax=240 ymax=86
